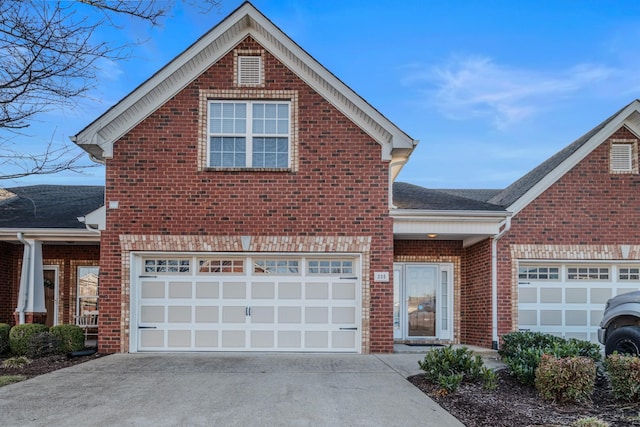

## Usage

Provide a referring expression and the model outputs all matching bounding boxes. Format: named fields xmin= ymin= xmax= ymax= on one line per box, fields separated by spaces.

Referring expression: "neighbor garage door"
xmin=132 ymin=254 xmax=360 ymax=352
xmin=518 ymin=263 xmax=640 ymax=343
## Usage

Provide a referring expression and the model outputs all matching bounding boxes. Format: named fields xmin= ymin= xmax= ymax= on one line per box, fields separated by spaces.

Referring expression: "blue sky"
xmin=5 ymin=0 xmax=640 ymax=189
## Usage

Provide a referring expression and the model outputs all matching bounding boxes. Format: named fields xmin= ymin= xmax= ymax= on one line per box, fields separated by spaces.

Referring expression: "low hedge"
xmin=50 ymin=324 xmax=85 ymax=353
xmin=499 ymin=331 xmax=601 ymax=386
xmin=9 ymin=324 xmax=48 ymax=356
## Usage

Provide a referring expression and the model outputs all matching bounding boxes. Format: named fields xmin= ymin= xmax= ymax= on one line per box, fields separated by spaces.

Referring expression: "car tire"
xmin=605 ymin=326 xmax=640 ymax=356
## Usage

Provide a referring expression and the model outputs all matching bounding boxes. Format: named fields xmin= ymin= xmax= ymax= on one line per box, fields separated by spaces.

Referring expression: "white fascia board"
xmin=508 ymin=100 xmax=640 ymax=215
xmin=0 ymin=229 xmax=100 ymax=242
xmin=73 ymin=3 xmax=417 ymax=163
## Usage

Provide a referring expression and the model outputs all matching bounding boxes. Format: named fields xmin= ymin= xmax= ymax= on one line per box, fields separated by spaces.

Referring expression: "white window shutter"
xmin=238 ymin=56 xmax=261 ymax=85
xmin=611 ymin=144 xmax=632 ymax=172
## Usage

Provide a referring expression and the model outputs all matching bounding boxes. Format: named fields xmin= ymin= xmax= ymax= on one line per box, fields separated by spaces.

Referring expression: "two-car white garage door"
xmin=518 ymin=262 xmax=640 ymax=343
xmin=130 ymin=254 xmax=360 ymax=353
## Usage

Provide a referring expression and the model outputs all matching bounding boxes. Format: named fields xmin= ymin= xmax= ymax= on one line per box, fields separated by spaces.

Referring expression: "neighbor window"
xmin=77 ymin=266 xmax=99 ymax=317
xmin=208 ymin=101 xmax=290 ymax=168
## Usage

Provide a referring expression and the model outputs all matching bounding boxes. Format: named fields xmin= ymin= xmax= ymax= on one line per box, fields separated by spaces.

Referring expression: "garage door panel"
xmin=222 ymin=306 xmax=247 ymax=323
xmin=135 ymin=255 xmax=360 ymax=353
xmin=250 ymin=307 xmax=274 ymax=323
xmin=251 ymin=282 xmax=275 ymax=299
xmin=168 ymin=281 xmax=192 ymax=298
xmin=519 ymin=262 xmax=640 ymax=344
xmin=196 ymin=281 xmax=219 ymax=299
xmin=278 ymin=282 xmax=301 ymax=299
xmin=195 ymin=306 xmax=219 ymax=323
xmin=333 ymin=282 xmax=356 ymax=300
xmin=305 ymin=307 xmax=328 ymax=324
xmin=223 ymin=282 xmax=246 ymax=299
xmin=168 ymin=306 xmax=191 ymax=323
xmin=141 ymin=306 xmax=165 ymax=323
xmin=141 ymin=281 xmax=165 ymax=298
xmin=140 ymin=330 xmax=164 ymax=347
xmin=168 ymin=330 xmax=191 ymax=347
xmin=195 ymin=330 xmax=218 ymax=347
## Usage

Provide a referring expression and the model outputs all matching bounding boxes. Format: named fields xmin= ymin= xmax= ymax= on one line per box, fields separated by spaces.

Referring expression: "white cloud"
xmin=404 ymin=55 xmax=614 ymax=129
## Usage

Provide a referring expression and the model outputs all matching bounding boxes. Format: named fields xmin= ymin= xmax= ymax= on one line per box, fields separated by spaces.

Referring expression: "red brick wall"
xmin=0 ymin=242 xmax=20 ymax=324
xmin=498 ymin=126 xmax=640 ymax=336
xmin=0 ymin=243 xmax=99 ymax=325
xmin=100 ymin=37 xmax=393 ymax=353
xmin=461 ymin=239 xmax=493 ymax=348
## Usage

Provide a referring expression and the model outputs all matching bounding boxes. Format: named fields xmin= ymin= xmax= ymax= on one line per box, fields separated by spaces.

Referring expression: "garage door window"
xmin=198 ymin=258 xmax=244 ymax=274
xmin=308 ymin=260 xmax=353 ymax=275
xmin=619 ymin=267 xmax=640 ymax=281
xmin=518 ymin=266 xmax=559 ymax=280
xmin=144 ymin=259 xmax=191 ymax=274
xmin=567 ymin=267 xmax=609 ymax=281
xmin=254 ymin=259 xmax=299 ymax=274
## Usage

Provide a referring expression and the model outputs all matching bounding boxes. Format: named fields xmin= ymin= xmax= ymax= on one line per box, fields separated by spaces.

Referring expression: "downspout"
xmin=16 ymin=232 xmax=31 ymax=324
xmin=491 ymin=216 xmax=511 ymax=350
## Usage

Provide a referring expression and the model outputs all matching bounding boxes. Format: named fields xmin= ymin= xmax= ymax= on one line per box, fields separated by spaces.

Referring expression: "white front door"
xmin=393 ymin=263 xmax=453 ymax=341
xmin=132 ymin=254 xmax=361 ymax=353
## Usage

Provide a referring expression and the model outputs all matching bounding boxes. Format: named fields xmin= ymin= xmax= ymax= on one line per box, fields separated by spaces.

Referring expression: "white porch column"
xmin=15 ymin=236 xmax=46 ymax=324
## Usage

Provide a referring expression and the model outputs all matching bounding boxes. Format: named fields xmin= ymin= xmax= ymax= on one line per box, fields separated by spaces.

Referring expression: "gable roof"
xmin=488 ymin=99 xmax=640 ymax=213
xmin=0 ymin=185 xmax=104 ymax=229
xmin=72 ymin=2 xmax=417 ymax=172
xmin=393 ymin=182 xmax=505 ymax=212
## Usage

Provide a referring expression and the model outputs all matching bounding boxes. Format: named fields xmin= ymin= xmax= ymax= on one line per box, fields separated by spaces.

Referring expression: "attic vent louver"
xmin=238 ymin=56 xmax=262 ymax=86
xmin=611 ymin=143 xmax=633 ymax=172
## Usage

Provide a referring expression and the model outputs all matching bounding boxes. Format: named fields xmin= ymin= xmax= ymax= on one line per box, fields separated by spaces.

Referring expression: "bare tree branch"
xmin=0 ymin=0 xmax=221 ymax=181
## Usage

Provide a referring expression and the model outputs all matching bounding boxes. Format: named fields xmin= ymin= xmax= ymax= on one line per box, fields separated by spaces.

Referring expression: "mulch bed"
xmin=408 ymin=370 xmax=640 ymax=426
xmin=1 ymin=352 xmax=103 ymax=379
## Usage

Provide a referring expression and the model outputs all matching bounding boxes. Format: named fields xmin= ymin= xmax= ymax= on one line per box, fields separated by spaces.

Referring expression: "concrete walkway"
xmin=0 ymin=352 xmax=466 ymax=427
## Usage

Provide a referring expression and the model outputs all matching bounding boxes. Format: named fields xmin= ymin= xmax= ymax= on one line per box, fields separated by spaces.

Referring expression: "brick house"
xmin=1 ymin=2 xmax=639 ymax=353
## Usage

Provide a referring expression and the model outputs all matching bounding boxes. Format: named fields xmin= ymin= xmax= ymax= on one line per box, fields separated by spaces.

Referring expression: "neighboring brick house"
xmin=0 ymin=186 xmax=102 ymax=327
xmin=1 ymin=2 xmax=639 ymax=354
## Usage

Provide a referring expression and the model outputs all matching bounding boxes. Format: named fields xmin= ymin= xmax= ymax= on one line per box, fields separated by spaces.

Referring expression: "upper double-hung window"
xmin=208 ymin=101 xmax=290 ymax=168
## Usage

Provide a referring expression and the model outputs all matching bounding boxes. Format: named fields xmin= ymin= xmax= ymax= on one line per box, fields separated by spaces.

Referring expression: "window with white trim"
xmin=208 ymin=101 xmax=290 ymax=168
xmin=77 ymin=266 xmax=99 ymax=317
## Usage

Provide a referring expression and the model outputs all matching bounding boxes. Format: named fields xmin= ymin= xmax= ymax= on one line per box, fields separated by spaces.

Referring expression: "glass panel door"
xmin=406 ymin=266 xmax=437 ymax=337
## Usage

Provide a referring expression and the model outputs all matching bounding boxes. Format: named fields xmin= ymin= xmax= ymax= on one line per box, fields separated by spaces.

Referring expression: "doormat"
xmin=403 ymin=343 xmax=444 ymax=347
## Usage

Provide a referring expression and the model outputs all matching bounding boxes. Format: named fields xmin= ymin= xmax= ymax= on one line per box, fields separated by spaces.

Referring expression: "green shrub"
xmin=0 ymin=323 xmax=10 ymax=354
xmin=26 ymin=331 xmax=62 ymax=358
xmin=499 ymin=331 xmax=601 ymax=386
xmin=9 ymin=324 xmax=48 ymax=356
xmin=571 ymin=417 xmax=610 ymax=427
xmin=0 ymin=375 xmax=26 ymax=387
xmin=418 ymin=345 xmax=495 ymax=393
xmin=534 ymin=354 xmax=596 ymax=403
xmin=50 ymin=324 xmax=85 ymax=353
xmin=1 ymin=356 xmax=32 ymax=368
xmin=604 ymin=353 xmax=640 ymax=402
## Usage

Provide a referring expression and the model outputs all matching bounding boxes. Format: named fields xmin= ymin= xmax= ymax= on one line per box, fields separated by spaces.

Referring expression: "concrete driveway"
xmin=0 ymin=353 xmax=463 ymax=427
